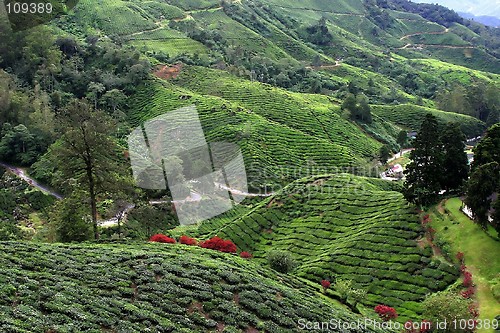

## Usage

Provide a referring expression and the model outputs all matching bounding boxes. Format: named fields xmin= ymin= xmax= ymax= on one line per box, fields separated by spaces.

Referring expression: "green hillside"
xmin=0 ymin=241 xmax=389 ymax=333
xmin=198 ymin=174 xmax=459 ymax=321
xmin=371 ymin=104 xmax=486 ymax=136
xmin=128 ymin=78 xmax=367 ymax=189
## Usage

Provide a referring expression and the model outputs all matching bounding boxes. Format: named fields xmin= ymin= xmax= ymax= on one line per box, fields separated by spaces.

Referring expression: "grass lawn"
xmin=430 ymin=197 xmax=500 ymax=331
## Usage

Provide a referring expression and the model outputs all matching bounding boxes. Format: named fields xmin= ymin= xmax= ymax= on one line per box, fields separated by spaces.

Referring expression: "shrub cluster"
xmin=149 ymin=234 xmax=176 ymax=243
xmin=199 ymin=236 xmax=237 ymax=253
xmin=456 ymin=251 xmax=464 ymax=263
xmin=320 ymin=280 xmax=331 ymax=292
xmin=239 ymin=251 xmax=252 ymax=259
xmin=374 ymin=305 xmax=398 ymax=321
xmin=179 ymin=235 xmax=197 ymax=245
xmin=267 ymin=250 xmax=297 ymax=273
xmin=460 ymin=286 xmax=475 ymax=299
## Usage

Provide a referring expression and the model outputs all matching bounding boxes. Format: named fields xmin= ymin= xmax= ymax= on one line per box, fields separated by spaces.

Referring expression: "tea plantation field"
xmin=200 ymin=174 xmax=459 ymax=321
xmin=128 ymin=77 xmax=374 ymax=189
xmin=371 ymin=104 xmax=486 ymax=137
xmin=0 ymin=241 xmax=390 ymax=333
xmin=172 ymin=66 xmax=382 ymax=158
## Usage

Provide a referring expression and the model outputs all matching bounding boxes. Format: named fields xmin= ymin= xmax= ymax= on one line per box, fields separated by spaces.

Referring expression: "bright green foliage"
xmin=421 ymin=291 xmax=476 ymax=332
xmin=0 ymin=241 xmax=389 ymax=332
xmin=371 ymin=104 xmax=486 ymax=138
xmin=200 ymin=174 xmax=459 ymax=320
xmin=335 ymin=279 xmax=353 ymax=302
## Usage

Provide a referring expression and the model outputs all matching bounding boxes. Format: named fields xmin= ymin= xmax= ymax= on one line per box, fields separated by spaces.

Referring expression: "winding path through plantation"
xmin=396 ymin=27 xmax=474 ymax=50
xmin=1 ymin=162 xmax=273 ymax=227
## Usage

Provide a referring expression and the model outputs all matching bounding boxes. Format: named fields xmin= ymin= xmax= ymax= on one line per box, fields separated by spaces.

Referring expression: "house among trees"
xmin=387 ymin=164 xmax=404 ymax=178
xmin=407 ymin=131 xmax=417 ymax=140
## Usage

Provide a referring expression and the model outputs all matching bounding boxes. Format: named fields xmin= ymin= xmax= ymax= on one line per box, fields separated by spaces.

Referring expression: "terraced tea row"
xmin=201 ymin=174 xmax=459 ymax=321
xmin=173 ymin=66 xmax=382 ymax=158
xmin=371 ymin=104 xmax=486 ymax=137
xmin=128 ymin=80 xmax=364 ymax=187
xmin=0 ymin=241 xmax=395 ymax=332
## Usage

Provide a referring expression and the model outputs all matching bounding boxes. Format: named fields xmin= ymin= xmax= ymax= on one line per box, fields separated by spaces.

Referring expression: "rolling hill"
xmin=0 ymin=241 xmax=390 ymax=332
xmin=197 ymin=174 xmax=459 ymax=322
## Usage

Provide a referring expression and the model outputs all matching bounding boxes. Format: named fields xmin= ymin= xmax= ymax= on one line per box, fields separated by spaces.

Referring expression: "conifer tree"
xmin=403 ymin=114 xmax=443 ymax=205
xmin=439 ymin=123 xmax=468 ymax=192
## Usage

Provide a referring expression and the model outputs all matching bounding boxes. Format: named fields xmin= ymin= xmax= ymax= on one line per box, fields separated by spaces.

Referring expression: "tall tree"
xmin=379 ymin=145 xmax=390 ymax=164
xmin=403 ymin=114 xmax=443 ymax=206
xmin=397 ymin=130 xmax=407 ymax=156
xmin=465 ymin=162 xmax=499 ymax=229
xmin=466 ymin=124 xmax=500 ymax=230
xmin=52 ymin=99 xmax=126 ymax=239
xmin=439 ymin=123 xmax=469 ymax=192
xmin=342 ymin=93 xmax=372 ymax=124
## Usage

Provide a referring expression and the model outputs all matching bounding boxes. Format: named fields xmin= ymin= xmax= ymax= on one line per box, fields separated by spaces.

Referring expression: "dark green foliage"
xmin=404 ymin=114 xmax=443 ymax=205
xmin=466 ymin=124 xmax=500 ymax=230
xmin=397 ymin=130 xmax=407 ymax=154
xmin=0 ymin=124 xmax=45 ymax=166
xmin=306 ymin=17 xmax=333 ymax=46
xmin=267 ymin=250 xmax=297 ymax=273
xmin=115 ymin=204 xmax=179 ymax=240
xmin=52 ymin=192 xmax=93 ymax=242
xmin=379 ymin=145 xmax=391 ymax=164
xmin=439 ymin=123 xmax=469 ymax=192
xmin=342 ymin=93 xmax=373 ymax=124
xmin=384 ymin=0 xmax=464 ymax=27
xmin=50 ymin=99 xmax=129 ymax=239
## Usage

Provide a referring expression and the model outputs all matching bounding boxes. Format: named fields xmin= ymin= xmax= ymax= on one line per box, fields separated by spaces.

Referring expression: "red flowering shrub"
xmin=420 ymin=320 xmax=432 ymax=333
xmin=240 ymin=251 xmax=252 ymax=259
xmin=456 ymin=252 xmax=464 ymax=263
xmin=468 ymin=304 xmax=479 ymax=318
xmin=460 ymin=264 xmax=467 ymax=273
xmin=200 ymin=236 xmax=237 ymax=253
xmin=179 ymin=235 xmax=197 ymax=245
xmin=460 ymin=286 xmax=475 ymax=299
xmin=426 ymin=227 xmax=436 ymax=240
xmin=422 ymin=214 xmax=431 ymax=225
xmin=321 ymin=280 xmax=331 ymax=292
xmin=463 ymin=271 xmax=473 ymax=287
xmin=149 ymin=234 xmax=176 ymax=243
xmin=374 ymin=305 xmax=398 ymax=321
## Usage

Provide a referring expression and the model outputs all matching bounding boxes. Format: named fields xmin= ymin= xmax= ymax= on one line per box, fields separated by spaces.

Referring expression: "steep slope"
xmin=198 ymin=174 xmax=459 ymax=321
xmin=371 ymin=104 xmax=486 ymax=136
xmin=0 ymin=241 xmax=389 ymax=332
xmin=128 ymin=74 xmax=379 ymax=189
